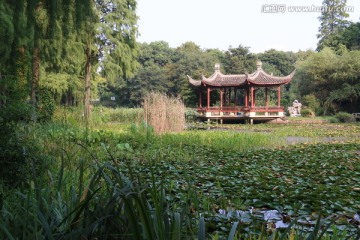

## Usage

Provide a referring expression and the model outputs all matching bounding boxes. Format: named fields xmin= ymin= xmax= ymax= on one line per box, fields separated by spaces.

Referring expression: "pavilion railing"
xmin=251 ymin=106 xmax=285 ymax=111
xmin=197 ymin=106 xmax=284 ymax=112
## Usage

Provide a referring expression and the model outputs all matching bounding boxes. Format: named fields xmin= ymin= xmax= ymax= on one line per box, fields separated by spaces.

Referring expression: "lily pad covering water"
xmin=123 ymin=140 xmax=360 ymax=236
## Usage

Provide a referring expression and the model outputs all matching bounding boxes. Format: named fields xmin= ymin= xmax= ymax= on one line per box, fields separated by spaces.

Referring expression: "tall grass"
xmin=155 ymin=130 xmax=283 ymax=151
xmin=93 ymin=106 xmax=143 ymax=124
xmin=143 ymin=92 xmax=185 ymax=134
xmin=53 ymin=106 xmax=143 ymax=126
xmin=0 ymin=143 xmax=193 ymax=239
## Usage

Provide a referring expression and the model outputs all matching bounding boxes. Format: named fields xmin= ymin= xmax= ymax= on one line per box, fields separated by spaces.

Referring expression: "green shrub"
xmin=0 ymin=101 xmax=32 ymax=122
xmin=328 ymin=117 xmax=339 ymax=123
xmin=37 ymin=88 xmax=56 ymax=122
xmin=0 ymin=84 xmax=38 ymax=186
xmin=302 ymin=94 xmax=320 ymax=114
xmin=301 ymin=108 xmax=315 ymax=117
xmin=185 ymin=108 xmax=198 ymax=122
xmin=0 ymin=124 xmax=48 ymax=187
xmin=334 ymin=111 xmax=355 ymax=123
xmin=92 ymin=107 xmax=143 ymax=124
xmin=106 ymin=107 xmax=142 ymax=123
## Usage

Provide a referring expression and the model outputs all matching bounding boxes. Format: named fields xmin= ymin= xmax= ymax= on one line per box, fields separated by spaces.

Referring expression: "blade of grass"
xmin=198 ymin=216 xmax=205 ymax=240
xmin=38 ymin=211 xmax=55 ymax=240
xmin=227 ymin=221 xmax=239 ymax=240
xmin=172 ymin=212 xmax=181 ymax=240
xmin=279 ymin=221 xmax=295 ymax=240
xmin=0 ymin=222 xmax=15 ymax=240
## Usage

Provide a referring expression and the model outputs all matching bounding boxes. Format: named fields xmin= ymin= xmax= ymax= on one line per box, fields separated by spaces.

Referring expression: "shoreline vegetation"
xmin=1 ymin=106 xmax=359 ymax=239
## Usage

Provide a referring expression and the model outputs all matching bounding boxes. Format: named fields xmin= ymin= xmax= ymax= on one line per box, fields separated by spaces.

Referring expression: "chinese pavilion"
xmin=187 ymin=61 xmax=295 ymax=123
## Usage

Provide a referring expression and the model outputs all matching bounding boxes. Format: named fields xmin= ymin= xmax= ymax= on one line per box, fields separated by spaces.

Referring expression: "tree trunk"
xmin=16 ymin=46 xmax=28 ymax=100
xmin=0 ymin=73 xmax=3 ymax=107
xmin=31 ymin=46 xmax=40 ymax=121
xmin=66 ymin=89 xmax=72 ymax=106
xmin=84 ymin=46 xmax=92 ymax=121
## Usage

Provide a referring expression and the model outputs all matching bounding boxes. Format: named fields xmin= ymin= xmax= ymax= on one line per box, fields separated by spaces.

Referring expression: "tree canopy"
xmin=317 ymin=0 xmax=350 ymax=51
xmin=1 ymin=0 xmax=359 ymax=119
xmin=0 ymin=0 xmax=139 ymax=121
xmin=295 ymin=48 xmax=360 ymax=113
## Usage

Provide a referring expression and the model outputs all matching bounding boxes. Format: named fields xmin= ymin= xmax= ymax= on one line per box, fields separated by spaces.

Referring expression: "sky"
xmin=136 ymin=0 xmax=360 ymax=53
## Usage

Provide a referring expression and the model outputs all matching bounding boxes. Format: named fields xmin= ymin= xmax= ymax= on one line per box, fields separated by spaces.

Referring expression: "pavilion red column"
xmin=220 ymin=88 xmax=224 ymax=109
xmin=253 ymin=89 xmax=256 ymax=107
xmin=251 ymin=86 xmax=254 ymax=108
xmin=277 ymin=86 xmax=281 ymax=107
xmin=244 ymin=88 xmax=248 ymax=107
xmin=228 ymin=88 xmax=231 ymax=105
xmin=199 ymin=90 xmax=202 ymax=108
xmin=234 ymin=88 xmax=237 ymax=106
xmin=207 ymin=87 xmax=210 ymax=109
xmin=265 ymin=87 xmax=268 ymax=108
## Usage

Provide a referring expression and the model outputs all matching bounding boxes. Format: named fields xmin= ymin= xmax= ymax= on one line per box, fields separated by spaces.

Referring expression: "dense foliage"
xmin=317 ymin=0 xmax=350 ymax=51
xmin=0 ymin=0 xmax=139 ymax=186
xmin=0 ymin=0 xmax=138 ymax=120
xmin=294 ymin=48 xmax=360 ymax=114
xmin=1 ymin=0 xmax=359 ymax=116
xmin=0 ymin=114 xmax=359 ymax=239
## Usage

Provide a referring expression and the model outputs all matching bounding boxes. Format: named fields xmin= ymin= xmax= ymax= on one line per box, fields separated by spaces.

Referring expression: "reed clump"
xmin=143 ymin=92 xmax=185 ymax=134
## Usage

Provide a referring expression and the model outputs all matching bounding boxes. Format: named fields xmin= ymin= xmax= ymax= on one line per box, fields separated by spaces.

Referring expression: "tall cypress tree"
xmin=11 ymin=0 xmax=31 ymax=103
xmin=96 ymin=0 xmax=139 ymax=83
xmin=76 ymin=0 xmax=139 ymax=120
xmin=29 ymin=0 xmax=50 ymax=120
xmin=73 ymin=0 xmax=98 ymax=121
xmin=0 ymin=1 xmax=14 ymax=75
xmin=317 ymin=0 xmax=350 ymax=50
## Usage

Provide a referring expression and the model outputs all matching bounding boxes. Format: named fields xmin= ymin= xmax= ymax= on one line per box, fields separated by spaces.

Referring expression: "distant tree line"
xmin=102 ymin=0 xmax=360 ymax=114
xmin=1 ymin=0 xmax=359 ymax=121
xmin=105 ymin=38 xmax=360 ymax=114
xmin=103 ymin=41 xmax=300 ymax=108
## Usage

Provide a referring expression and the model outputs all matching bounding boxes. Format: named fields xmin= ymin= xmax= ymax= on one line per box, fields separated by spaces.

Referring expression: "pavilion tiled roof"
xmin=188 ymin=71 xmax=247 ymax=87
xmin=188 ymin=62 xmax=295 ymax=87
xmin=247 ymin=68 xmax=295 ymax=85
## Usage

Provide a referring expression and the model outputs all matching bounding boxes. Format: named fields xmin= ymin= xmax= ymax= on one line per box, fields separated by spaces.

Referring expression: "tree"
xmin=0 ymin=1 xmax=14 ymax=74
xmin=71 ymin=0 xmax=98 ymax=121
xmin=317 ymin=0 xmax=350 ymax=51
xmin=325 ymin=50 xmax=360 ymax=112
xmin=256 ymin=49 xmax=297 ymax=107
xmin=40 ymin=1 xmax=90 ymax=107
xmin=257 ymin=49 xmax=296 ymax=76
xmin=100 ymin=41 xmax=170 ymax=106
xmin=295 ymin=48 xmax=360 ymax=114
xmin=0 ymin=0 xmax=24 ymax=122
xmin=294 ymin=48 xmax=336 ymax=113
xmin=97 ymin=0 xmax=139 ymax=84
xmin=222 ymin=45 xmax=257 ymax=74
xmin=302 ymin=94 xmax=321 ymax=114
xmin=91 ymin=0 xmax=139 ymax=110
xmin=338 ymin=22 xmax=360 ymax=50
xmin=0 ymin=0 xmax=82 ymax=120
xmin=175 ymin=42 xmax=223 ymax=106
xmin=115 ymin=41 xmax=224 ymax=107
xmin=29 ymin=0 xmax=50 ymax=120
